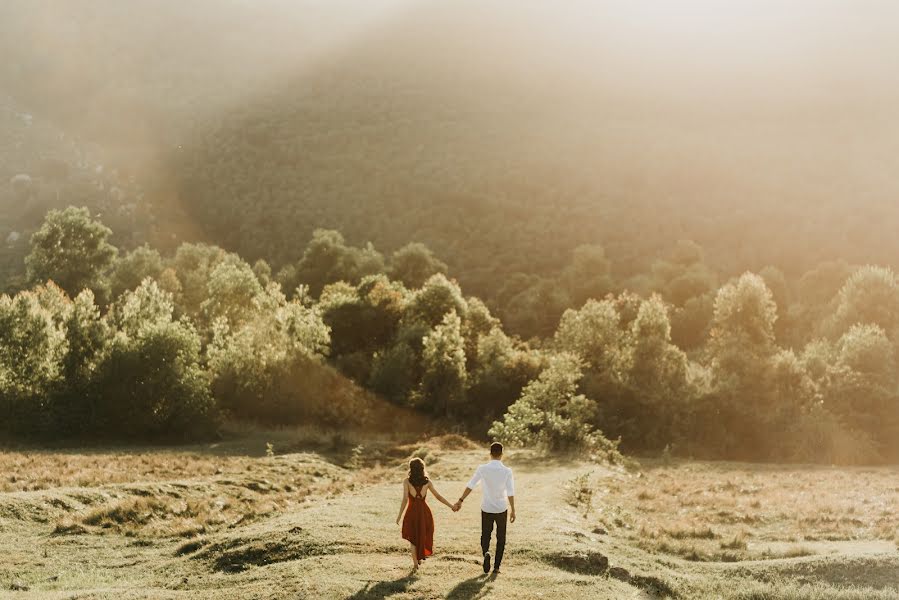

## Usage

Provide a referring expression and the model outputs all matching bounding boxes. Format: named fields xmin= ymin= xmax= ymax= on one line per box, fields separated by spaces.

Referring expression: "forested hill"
xmin=4 ymin=1 xmax=899 ymax=337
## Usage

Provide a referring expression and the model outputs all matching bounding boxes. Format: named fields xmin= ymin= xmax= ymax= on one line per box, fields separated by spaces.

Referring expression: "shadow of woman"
xmin=346 ymin=574 xmax=416 ymax=600
xmin=445 ymin=574 xmax=491 ymax=600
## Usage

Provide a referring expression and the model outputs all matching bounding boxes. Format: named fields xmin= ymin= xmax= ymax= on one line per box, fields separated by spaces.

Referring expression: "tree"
xmin=111 ymin=278 xmax=176 ymax=337
xmin=321 ymin=275 xmax=406 ymax=358
xmin=488 ymin=354 xmax=624 ymax=462
xmin=503 ymin=278 xmax=571 ymax=340
xmin=26 ymin=207 xmax=118 ymax=300
xmin=711 ymin=272 xmax=778 ymax=352
xmin=420 ymin=311 xmax=467 ymax=417
xmin=461 ymin=296 xmax=501 ymax=371
xmin=703 ymin=273 xmax=780 ymax=459
xmin=403 ymin=273 xmax=468 ymax=328
xmin=562 ymin=244 xmax=613 ymax=307
xmin=670 ymin=293 xmax=714 ymax=350
xmin=0 ymin=288 xmax=66 ymax=434
xmin=836 ymin=323 xmax=895 ymax=380
xmin=467 ymin=327 xmax=543 ymax=429
xmin=820 ymin=323 xmax=898 ymax=456
xmin=200 ymin=259 xmax=264 ymax=329
xmin=649 ymin=240 xmax=716 ymax=306
xmin=792 ymin=260 xmax=854 ymax=342
xmin=623 ymin=295 xmax=692 ymax=449
xmin=208 ymin=285 xmax=342 ymax=425
xmin=555 ymin=298 xmax=622 ymax=373
xmin=52 ymin=289 xmax=110 ymax=435
xmin=369 ymin=342 xmax=419 ymax=406
xmin=760 ymin=265 xmax=791 ymax=341
xmin=290 ymin=229 xmax=385 ymax=297
xmin=766 ymin=349 xmax=815 ymax=434
xmin=708 ymin=272 xmax=778 ymax=392
xmin=389 ymin=242 xmax=448 ymax=289
xmin=169 ymin=242 xmax=232 ymax=319
xmin=110 ymin=244 xmax=164 ymax=300
xmin=94 ymin=316 xmax=215 ymax=439
xmin=830 ymin=266 xmax=899 ymax=339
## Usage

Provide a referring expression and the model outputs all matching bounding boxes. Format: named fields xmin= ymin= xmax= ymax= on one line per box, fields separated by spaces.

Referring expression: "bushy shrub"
xmin=368 ymin=341 xmax=419 ymax=406
xmin=420 ymin=311 xmax=467 ymax=417
xmin=207 ymin=285 xmax=360 ymax=425
xmin=466 ymin=327 xmax=544 ymax=428
xmin=110 ymin=245 xmax=164 ymax=300
xmin=93 ymin=279 xmax=215 ymax=439
xmin=51 ymin=289 xmax=110 ymax=436
xmin=94 ymin=318 xmax=215 ymax=439
xmin=0 ymin=287 xmax=66 ymax=434
xmin=489 ymin=354 xmax=625 ymax=464
xmin=389 ymin=242 xmax=448 ymax=289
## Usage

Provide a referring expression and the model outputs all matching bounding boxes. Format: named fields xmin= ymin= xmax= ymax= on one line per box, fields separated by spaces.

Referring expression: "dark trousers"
xmin=481 ymin=510 xmax=508 ymax=569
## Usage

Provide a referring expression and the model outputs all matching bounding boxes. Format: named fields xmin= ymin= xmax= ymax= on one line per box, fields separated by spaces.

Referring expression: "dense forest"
xmin=2 ymin=1 xmax=899 ymax=463
xmin=2 ymin=206 xmax=898 ymax=466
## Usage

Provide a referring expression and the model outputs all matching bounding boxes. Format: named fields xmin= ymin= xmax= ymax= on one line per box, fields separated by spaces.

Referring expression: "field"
xmin=1 ymin=430 xmax=898 ymax=599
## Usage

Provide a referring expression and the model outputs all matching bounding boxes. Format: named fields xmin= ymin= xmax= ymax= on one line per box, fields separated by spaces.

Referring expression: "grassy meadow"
xmin=1 ymin=429 xmax=897 ymax=599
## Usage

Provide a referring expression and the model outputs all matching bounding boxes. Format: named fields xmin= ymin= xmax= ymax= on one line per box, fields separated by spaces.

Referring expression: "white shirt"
xmin=466 ymin=460 xmax=515 ymax=514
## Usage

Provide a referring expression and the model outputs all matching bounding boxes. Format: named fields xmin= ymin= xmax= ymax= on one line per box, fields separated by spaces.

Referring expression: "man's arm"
xmin=454 ymin=467 xmax=482 ymax=510
xmin=507 ymin=470 xmax=516 ymax=523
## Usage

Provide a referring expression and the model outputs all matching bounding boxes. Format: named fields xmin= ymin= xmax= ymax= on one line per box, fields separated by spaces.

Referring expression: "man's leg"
xmin=493 ymin=510 xmax=508 ymax=571
xmin=481 ymin=511 xmax=494 ymax=573
xmin=480 ymin=511 xmax=494 ymax=555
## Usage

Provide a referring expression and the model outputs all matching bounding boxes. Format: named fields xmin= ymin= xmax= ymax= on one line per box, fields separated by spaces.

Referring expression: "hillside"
xmin=0 ymin=92 xmax=153 ymax=287
xmin=4 ymin=1 xmax=899 ymax=326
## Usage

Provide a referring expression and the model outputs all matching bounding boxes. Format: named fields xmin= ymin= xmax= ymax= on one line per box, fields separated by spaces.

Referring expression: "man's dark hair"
xmin=490 ymin=442 xmax=503 ymax=457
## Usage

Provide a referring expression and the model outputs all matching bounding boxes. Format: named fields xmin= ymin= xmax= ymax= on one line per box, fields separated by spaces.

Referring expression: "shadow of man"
xmin=445 ymin=574 xmax=491 ymax=600
xmin=346 ymin=574 xmax=416 ymax=600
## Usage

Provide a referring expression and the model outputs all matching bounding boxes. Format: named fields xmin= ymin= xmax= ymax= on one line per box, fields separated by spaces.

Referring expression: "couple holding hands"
xmin=396 ymin=442 xmax=516 ymax=575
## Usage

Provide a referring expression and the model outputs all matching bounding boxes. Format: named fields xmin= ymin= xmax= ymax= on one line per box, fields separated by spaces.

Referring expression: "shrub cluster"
xmin=3 ymin=208 xmax=899 ymax=464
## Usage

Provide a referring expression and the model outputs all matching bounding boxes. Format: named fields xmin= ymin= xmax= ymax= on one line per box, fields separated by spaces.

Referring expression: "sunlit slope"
xmin=3 ymin=1 xmax=899 ymax=295
xmin=168 ymin=0 xmax=899 ymax=281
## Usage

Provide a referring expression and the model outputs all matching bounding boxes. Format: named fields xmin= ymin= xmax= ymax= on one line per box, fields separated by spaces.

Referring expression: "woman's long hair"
xmin=408 ymin=457 xmax=429 ymax=488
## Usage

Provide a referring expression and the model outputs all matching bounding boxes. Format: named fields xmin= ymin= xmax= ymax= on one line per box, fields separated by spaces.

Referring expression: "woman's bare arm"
xmin=428 ymin=481 xmax=455 ymax=509
xmin=396 ymin=480 xmax=408 ymax=524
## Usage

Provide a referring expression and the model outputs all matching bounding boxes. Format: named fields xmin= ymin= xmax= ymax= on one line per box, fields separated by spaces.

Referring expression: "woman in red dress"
xmin=395 ymin=457 xmax=455 ymax=571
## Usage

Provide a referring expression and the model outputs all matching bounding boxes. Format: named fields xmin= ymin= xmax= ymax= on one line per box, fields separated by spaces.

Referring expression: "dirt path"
xmin=5 ymin=448 xmax=897 ymax=599
xmin=1 ymin=449 xmax=654 ymax=599
xmin=185 ymin=450 xmax=651 ymax=599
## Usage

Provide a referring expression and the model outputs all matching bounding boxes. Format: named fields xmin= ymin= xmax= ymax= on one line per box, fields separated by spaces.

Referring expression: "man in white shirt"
xmin=453 ymin=442 xmax=516 ymax=574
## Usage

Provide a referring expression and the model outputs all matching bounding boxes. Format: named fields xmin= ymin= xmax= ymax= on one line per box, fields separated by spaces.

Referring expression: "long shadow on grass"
xmin=445 ymin=574 xmax=491 ymax=600
xmin=346 ymin=574 xmax=416 ymax=600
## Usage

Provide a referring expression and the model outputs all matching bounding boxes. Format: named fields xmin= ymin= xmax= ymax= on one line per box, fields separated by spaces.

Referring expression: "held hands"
xmin=451 ymin=500 xmax=462 ymax=512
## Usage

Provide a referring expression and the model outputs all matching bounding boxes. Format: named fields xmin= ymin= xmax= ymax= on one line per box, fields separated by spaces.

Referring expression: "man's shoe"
xmin=483 ymin=552 xmax=491 ymax=574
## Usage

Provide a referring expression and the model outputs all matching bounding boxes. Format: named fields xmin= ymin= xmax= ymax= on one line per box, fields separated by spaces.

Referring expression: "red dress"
xmin=401 ymin=481 xmax=435 ymax=561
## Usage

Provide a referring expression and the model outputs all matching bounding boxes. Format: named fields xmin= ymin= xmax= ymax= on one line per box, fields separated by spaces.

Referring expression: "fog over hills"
xmin=3 ymin=0 xmax=899 ymax=313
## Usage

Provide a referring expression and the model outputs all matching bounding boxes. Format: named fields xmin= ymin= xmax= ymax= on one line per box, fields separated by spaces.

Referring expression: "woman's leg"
xmin=409 ymin=542 xmax=419 ymax=569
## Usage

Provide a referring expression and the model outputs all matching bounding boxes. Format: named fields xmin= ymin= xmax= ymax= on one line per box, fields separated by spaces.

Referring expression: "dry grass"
xmin=0 ymin=451 xmax=239 ymax=492
xmin=0 ymin=425 xmax=430 ymax=545
xmin=597 ymin=461 xmax=899 ymax=563
xmin=0 ymin=422 xmax=417 ymax=494
xmin=2 ymin=438 xmax=898 ymax=599
xmin=41 ymin=456 xmax=353 ymax=540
